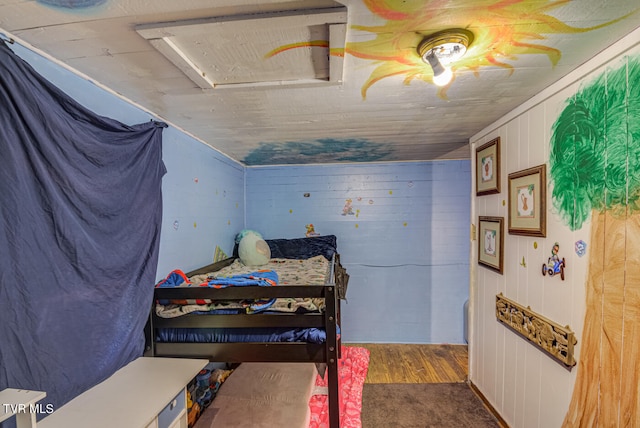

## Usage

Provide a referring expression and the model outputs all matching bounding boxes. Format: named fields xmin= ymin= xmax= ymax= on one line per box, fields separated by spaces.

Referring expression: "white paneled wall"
xmin=470 ymin=29 xmax=640 ymax=428
xmin=246 ymin=161 xmax=471 ymax=344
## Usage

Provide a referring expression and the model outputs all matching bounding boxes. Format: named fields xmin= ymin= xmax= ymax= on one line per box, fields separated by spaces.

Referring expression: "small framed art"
xmin=478 ymin=216 xmax=504 ymax=274
xmin=508 ymin=164 xmax=546 ymax=237
xmin=475 ymin=137 xmax=501 ymax=196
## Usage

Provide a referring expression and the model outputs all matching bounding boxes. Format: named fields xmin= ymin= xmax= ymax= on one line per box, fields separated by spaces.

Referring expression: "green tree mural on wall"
xmin=549 ymin=56 xmax=640 ymax=427
xmin=550 ymin=58 xmax=640 ymax=230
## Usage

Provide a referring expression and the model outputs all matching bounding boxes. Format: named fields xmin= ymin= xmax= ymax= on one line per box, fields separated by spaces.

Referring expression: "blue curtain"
xmin=0 ymin=40 xmax=167 ymax=423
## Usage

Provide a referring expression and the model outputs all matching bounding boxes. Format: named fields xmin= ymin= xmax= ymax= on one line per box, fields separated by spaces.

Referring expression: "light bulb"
xmin=432 ymin=66 xmax=453 ymax=86
xmin=425 ymin=50 xmax=454 ymax=87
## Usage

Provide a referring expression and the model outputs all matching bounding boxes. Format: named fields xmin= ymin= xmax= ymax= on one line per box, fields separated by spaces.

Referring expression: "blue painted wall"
xmin=7 ymin=41 xmax=245 ymax=282
xmin=246 ymin=161 xmax=471 ymax=344
xmin=155 ymin=131 xmax=244 ymax=279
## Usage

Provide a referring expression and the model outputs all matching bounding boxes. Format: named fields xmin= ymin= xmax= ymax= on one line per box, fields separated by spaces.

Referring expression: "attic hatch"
xmin=135 ymin=7 xmax=347 ymax=89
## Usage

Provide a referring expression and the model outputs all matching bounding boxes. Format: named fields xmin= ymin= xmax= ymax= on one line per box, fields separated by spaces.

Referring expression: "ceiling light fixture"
xmin=418 ymin=29 xmax=473 ymax=87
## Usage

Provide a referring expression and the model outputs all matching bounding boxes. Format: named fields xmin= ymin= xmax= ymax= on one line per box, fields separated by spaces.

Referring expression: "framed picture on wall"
xmin=508 ymin=164 xmax=546 ymax=237
xmin=478 ymin=216 xmax=504 ymax=274
xmin=475 ymin=137 xmax=501 ymax=196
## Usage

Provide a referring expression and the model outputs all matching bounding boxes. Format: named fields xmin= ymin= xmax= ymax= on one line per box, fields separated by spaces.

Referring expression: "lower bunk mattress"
xmin=193 ymin=362 xmax=317 ymax=428
xmin=156 ymin=326 xmax=329 ymax=344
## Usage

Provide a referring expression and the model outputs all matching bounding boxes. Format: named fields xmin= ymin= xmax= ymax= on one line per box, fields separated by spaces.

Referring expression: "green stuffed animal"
xmin=236 ymin=229 xmax=271 ymax=266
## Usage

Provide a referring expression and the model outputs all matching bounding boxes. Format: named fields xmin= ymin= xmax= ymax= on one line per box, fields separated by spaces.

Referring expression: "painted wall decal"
xmin=541 ymin=242 xmax=565 ymax=280
xmin=574 ymin=240 xmax=587 ymax=257
xmin=305 ymin=224 xmax=320 ymax=237
xmin=549 ymin=56 xmax=640 ymax=426
xmin=243 ymin=138 xmax=393 ymax=165
xmin=342 ymin=198 xmax=354 ymax=216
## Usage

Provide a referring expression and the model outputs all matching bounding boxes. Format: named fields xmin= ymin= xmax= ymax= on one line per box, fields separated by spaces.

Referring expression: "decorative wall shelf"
xmin=495 ymin=293 xmax=577 ymax=369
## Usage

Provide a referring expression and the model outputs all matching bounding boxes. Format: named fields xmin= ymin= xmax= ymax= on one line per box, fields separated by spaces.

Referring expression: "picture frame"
xmin=478 ymin=216 xmax=504 ymax=274
xmin=508 ymin=164 xmax=546 ymax=237
xmin=475 ymin=137 xmax=501 ymax=196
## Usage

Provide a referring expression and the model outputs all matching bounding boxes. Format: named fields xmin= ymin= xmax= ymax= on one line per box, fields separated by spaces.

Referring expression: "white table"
xmin=39 ymin=357 xmax=208 ymax=428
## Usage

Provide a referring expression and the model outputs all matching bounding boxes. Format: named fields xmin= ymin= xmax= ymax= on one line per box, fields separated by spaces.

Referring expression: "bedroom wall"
xmin=245 ymin=160 xmax=471 ymax=344
xmin=469 ymin=28 xmax=640 ymax=428
xmin=7 ymin=41 xmax=246 ymax=283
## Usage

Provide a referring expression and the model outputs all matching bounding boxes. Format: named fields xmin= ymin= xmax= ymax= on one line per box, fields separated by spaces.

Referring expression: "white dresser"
xmin=39 ymin=357 xmax=208 ymax=428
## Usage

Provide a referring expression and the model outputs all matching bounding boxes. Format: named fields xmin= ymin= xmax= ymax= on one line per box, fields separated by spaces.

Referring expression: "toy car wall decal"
xmin=542 ymin=242 xmax=566 ymax=280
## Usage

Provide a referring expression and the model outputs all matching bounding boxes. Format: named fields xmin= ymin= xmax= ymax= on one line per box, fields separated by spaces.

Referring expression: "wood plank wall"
xmin=246 ymin=161 xmax=471 ymax=344
xmin=470 ymin=36 xmax=640 ymax=428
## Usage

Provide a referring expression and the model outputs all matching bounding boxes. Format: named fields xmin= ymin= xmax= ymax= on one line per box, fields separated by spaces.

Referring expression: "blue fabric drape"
xmin=0 ymin=40 xmax=167 ymax=423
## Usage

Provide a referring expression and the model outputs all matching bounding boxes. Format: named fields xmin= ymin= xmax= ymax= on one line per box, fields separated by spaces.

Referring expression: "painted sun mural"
xmin=267 ymin=0 xmax=636 ymax=98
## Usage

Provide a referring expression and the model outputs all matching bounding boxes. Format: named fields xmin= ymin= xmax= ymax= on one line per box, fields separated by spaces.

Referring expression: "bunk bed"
xmin=145 ymin=235 xmax=348 ymax=428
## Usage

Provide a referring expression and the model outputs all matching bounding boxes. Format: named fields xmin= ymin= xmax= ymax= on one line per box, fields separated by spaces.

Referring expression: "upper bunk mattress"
xmin=156 ymin=255 xmax=331 ymax=319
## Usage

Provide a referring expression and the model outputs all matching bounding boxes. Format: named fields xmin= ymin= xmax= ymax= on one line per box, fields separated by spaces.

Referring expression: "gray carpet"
xmin=361 ymin=382 xmax=500 ymax=428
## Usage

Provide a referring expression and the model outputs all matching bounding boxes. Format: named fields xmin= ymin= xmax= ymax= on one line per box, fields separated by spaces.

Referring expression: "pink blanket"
xmin=308 ymin=346 xmax=370 ymax=428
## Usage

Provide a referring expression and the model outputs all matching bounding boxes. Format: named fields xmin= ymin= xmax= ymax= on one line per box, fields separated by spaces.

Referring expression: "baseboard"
xmin=468 ymin=381 xmax=509 ymax=428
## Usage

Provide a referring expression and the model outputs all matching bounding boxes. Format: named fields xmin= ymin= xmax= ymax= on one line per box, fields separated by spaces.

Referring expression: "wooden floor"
xmin=348 ymin=344 xmax=508 ymax=427
xmin=346 ymin=343 xmax=468 ymax=384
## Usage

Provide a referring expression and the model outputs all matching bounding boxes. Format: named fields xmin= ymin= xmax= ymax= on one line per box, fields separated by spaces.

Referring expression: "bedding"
xmin=147 ymin=235 xmax=345 ymax=428
xmin=309 ymin=346 xmax=370 ymax=428
xmin=155 ymin=255 xmax=329 ymax=319
xmin=265 ymin=235 xmax=337 ymax=260
xmin=153 ymin=252 xmax=334 ymax=344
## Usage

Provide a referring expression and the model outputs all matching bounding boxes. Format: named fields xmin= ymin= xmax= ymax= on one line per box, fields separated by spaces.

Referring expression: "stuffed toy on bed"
xmin=235 ymin=229 xmax=271 ymax=266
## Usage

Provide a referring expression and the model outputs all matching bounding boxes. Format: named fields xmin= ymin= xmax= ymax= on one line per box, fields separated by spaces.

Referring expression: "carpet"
xmin=361 ymin=383 xmax=500 ymax=428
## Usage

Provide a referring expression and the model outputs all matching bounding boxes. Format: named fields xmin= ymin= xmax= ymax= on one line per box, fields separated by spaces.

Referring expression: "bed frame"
xmin=145 ymin=254 xmax=348 ymax=428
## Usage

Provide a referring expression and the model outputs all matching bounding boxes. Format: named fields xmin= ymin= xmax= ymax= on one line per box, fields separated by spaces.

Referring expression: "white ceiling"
xmin=1 ymin=0 xmax=639 ymax=166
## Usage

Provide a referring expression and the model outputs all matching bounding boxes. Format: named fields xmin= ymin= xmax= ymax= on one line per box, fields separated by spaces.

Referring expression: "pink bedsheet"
xmin=308 ymin=346 xmax=370 ymax=428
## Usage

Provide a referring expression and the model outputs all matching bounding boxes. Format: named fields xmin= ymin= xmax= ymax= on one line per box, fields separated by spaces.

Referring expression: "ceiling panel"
xmin=136 ymin=7 xmax=347 ymax=88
